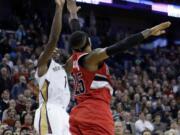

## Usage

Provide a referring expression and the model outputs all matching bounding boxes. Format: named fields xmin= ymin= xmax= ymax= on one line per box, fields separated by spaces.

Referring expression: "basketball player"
xmin=33 ymin=0 xmax=71 ymax=134
xmin=66 ymin=1 xmax=171 ymax=134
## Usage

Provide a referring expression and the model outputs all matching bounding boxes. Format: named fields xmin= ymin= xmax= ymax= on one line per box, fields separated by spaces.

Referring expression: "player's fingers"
xmin=77 ymin=6 xmax=81 ymax=11
xmin=53 ymin=49 xmax=58 ymax=54
xmin=154 ymin=21 xmax=171 ymax=31
xmin=160 ymin=30 xmax=166 ymax=35
xmin=159 ymin=21 xmax=171 ymax=30
xmin=151 ymin=21 xmax=171 ymax=33
xmin=153 ymin=30 xmax=166 ymax=36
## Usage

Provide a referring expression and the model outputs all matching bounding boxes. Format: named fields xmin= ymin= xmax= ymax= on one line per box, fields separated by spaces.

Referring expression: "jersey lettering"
xmin=53 ymin=66 xmax=61 ymax=72
xmin=64 ymin=76 xmax=67 ymax=88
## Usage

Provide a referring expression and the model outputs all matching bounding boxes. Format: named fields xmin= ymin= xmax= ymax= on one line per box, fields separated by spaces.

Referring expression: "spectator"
xmin=146 ymin=113 xmax=153 ymax=123
xmin=4 ymin=54 xmax=14 ymax=70
xmin=0 ymin=123 xmax=8 ymax=135
xmin=2 ymin=128 xmax=13 ymax=135
xmin=135 ymin=112 xmax=154 ymax=135
xmin=89 ymin=26 xmax=101 ymax=49
xmin=15 ymin=94 xmax=26 ymax=114
xmin=164 ymin=121 xmax=179 ymax=135
xmin=20 ymin=126 xmax=34 ymax=135
xmin=0 ymin=57 xmax=11 ymax=74
xmin=8 ymin=34 xmax=17 ymax=50
xmin=13 ymin=120 xmax=22 ymax=134
xmin=12 ymin=65 xmax=29 ymax=84
xmin=114 ymin=102 xmax=124 ymax=121
xmin=170 ymin=121 xmax=179 ymax=130
xmin=0 ymin=67 xmax=12 ymax=94
xmin=142 ymin=129 xmax=152 ymax=135
xmin=122 ymin=112 xmax=135 ymax=135
xmin=115 ymin=121 xmax=124 ymax=135
xmin=22 ymin=113 xmax=33 ymax=130
xmin=2 ymin=99 xmax=16 ymax=121
xmin=134 ymin=93 xmax=142 ymax=115
xmin=152 ymin=98 xmax=164 ymax=115
xmin=170 ymin=99 xmax=178 ymax=119
xmin=153 ymin=113 xmax=167 ymax=132
xmin=2 ymin=108 xmax=17 ymax=127
xmin=21 ymin=98 xmax=34 ymax=116
xmin=27 ymin=76 xmax=39 ymax=100
xmin=0 ymin=90 xmax=10 ymax=120
xmin=11 ymin=76 xmax=27 ymax=99
xmin=23 ymin=89 xmax=31 ymax=99
xmin=0 ymin=34 xmax=12 ymax=55
xmin=15 ymin=25 xmax=26 ymax=42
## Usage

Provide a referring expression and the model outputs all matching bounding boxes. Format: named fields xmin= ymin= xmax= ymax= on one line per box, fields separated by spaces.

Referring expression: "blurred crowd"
xmin=0 ymin=6 xmax=180 ymax=135
xmin=111 ymin=45 xmax=180 ymax=135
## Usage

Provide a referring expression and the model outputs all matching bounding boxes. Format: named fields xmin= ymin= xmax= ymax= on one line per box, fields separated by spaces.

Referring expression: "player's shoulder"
xmin=87 ymin=48 xmax=106 ymax=58
xmin=93 ymin=48 xmax=103 ymax=51
xmin=91 ymin=48 xmax=104 ymax=53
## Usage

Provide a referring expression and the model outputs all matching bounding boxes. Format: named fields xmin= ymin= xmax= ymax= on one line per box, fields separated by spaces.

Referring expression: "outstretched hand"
xmin=150 ymin=21 xmax=171 ymax=36
xmin=67 ymin=0 xmax=81 ymax=14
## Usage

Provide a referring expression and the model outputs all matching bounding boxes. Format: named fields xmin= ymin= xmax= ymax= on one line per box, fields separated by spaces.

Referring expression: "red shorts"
xmin=69 ymin=101 xmax=114 ymax=135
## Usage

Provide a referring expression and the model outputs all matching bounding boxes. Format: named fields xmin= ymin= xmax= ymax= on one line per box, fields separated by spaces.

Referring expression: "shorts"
xmin=69 ymin=102 xmax=114 ymax=135
xmin=34 ymin=103 xmax=71 ymax=135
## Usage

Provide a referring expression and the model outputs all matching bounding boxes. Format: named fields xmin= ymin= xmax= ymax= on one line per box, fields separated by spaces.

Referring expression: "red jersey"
xmin=71 ymin=52 xmax=113 ymax=105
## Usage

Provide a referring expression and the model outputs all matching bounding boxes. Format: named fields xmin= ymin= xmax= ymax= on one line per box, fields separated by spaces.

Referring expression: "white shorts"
xmin=34 ymin=103 xmax=71 ymax=135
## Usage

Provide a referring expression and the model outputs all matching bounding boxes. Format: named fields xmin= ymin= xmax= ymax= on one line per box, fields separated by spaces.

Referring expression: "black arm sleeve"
xmin=69 ymin=19 xmax=81 ymax=32
xmin=106 ymin=32 xmax=144 ymax=56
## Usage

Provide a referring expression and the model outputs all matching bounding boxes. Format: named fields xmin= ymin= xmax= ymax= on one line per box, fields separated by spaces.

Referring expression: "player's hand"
xmin=55 ymin=0 xmax=65 ymax=7
xmin=150 ymin=21 xmax=171 ymax=36
xmin=67 ymin=0 xmax=81 ymax=14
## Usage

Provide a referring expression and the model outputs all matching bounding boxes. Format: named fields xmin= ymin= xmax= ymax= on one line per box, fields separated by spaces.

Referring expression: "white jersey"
xmin=35 ymin=59 xmax=70 ymax=109
xmin=34 ymin=59 xmax=71 ymax=135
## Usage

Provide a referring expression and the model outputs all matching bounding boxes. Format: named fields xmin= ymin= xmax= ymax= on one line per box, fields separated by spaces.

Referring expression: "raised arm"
xmin=84 ymin=21 xmax=171 ymax=71
xmin=67 ymin=0 xmax=81 ymax=32
xmin=37 ymin=0 xmax=65 ymax=68
xmin=62 ymin=0 xmax=81 ymax=74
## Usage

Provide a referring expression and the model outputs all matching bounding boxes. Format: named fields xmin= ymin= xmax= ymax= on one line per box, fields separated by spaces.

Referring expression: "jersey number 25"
xmin=72 ymin=72 xmax=86 ymax=95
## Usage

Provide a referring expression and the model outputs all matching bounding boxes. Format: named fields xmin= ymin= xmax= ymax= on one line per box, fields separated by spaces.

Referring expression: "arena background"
xmin=0 ymin=0 xmax=179 ymax=135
